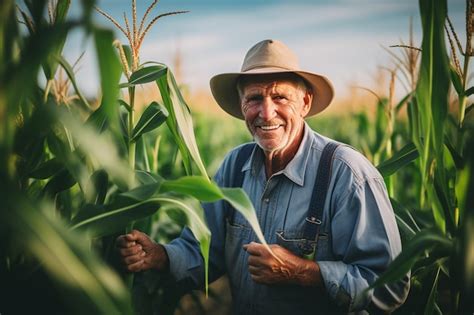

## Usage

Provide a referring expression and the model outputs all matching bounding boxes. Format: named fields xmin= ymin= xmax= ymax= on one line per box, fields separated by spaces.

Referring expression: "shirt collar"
xmin=240 ymin=122 xmax=313 ymax=186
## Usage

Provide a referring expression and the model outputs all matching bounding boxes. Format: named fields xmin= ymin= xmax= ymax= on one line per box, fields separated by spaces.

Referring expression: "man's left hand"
xmin=243 ymin=242 xmax=322 ymax=287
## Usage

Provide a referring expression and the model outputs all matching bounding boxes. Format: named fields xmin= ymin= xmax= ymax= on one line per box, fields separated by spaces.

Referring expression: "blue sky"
xmin=63 ymin=0 xmax=468 ymax=99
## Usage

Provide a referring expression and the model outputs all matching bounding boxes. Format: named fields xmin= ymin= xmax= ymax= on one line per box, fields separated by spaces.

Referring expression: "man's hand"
xmin=116 ymin=230 xmax=169 ymax=273
xmin=243 ymin=242 xmax=322 ymax=287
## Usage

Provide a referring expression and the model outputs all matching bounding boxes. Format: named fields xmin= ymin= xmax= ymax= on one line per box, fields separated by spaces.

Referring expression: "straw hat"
xmin=210 ymin=39 xmax=334 ymax=120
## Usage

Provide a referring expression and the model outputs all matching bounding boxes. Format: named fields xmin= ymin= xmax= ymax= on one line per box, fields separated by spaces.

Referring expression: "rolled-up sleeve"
xmin=318 ymin=176 xmax=410 ymax=312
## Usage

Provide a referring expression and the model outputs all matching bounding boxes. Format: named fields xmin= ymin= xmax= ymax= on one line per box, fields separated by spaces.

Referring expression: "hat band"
xmin=243 ymin=64 xmax=298 ymax=72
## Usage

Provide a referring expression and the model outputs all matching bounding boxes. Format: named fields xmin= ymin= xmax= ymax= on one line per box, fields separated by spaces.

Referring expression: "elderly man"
xmin=117 ymin=39 xmax=409 ymax=314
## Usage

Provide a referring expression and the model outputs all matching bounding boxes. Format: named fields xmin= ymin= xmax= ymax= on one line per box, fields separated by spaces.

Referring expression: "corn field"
xmin=0 ymin=0 xmax=473 ymax=314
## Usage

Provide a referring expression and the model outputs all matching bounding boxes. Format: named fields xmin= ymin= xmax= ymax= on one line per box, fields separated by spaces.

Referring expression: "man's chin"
xmin=255 ymin=140 xmax=286 ymax=153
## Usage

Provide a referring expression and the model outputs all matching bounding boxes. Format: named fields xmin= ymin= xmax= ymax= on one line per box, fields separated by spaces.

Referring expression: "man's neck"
xmin=263 ymin=124 xmax=305 ymax=179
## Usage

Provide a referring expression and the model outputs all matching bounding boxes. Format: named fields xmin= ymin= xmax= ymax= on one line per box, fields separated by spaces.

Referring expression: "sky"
xmin=62 ymin=0 xmax=468 ymax=100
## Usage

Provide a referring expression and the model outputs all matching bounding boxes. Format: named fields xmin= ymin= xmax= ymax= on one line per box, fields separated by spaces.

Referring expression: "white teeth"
xmin=260 ymin=125 xmax=280 ymax=130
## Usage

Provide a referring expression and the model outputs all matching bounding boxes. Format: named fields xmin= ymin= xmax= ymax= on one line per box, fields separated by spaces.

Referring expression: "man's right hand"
xmin=115 ymin=229 xmax=169 ymax=273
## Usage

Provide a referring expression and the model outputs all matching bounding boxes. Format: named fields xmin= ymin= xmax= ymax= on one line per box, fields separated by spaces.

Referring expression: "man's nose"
xmin=259 ymin=97 xmax=276 ymax=121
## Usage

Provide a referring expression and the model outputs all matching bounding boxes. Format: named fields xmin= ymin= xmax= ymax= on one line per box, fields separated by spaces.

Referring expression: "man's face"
xmin=240 ymin=76 xmax=312 ymax=154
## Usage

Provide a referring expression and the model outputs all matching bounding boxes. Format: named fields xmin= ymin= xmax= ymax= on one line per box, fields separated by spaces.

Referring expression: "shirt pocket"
xmin=275 ymin=229 xmax=330 ymax=260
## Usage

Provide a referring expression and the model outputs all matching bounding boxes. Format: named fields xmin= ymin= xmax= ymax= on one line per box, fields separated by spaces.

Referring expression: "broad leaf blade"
xmin=71 ymin=199 xmax=161 ymax=237
xmin=29 ymin=157 xmax=64 ymax=179
xmin=121 ymin=65 xmax=167 ymax=87
xmin=157 ymin=69 xmax=208 ymax=177
xmin=131 ymin=102 xmax=168 ymax=142
xmin=160 ymin=176 xmax=224 ymax=201
xmin=377 ymin=142 xmax=419 ymax=177
xmin=156 ymin=195 xmax=211 ymax=297
xmin=369 ymin=229 xmax=452 ymax=289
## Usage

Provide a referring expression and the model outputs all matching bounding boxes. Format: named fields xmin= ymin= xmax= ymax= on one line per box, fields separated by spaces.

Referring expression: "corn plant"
xmin=369 ymin=0 xmax=474 ymax=313
xmin=0 ymin=1 xmax=273 ymax=314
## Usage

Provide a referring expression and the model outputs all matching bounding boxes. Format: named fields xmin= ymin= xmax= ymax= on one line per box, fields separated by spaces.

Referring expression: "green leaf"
xmin=424 ymin=267 xmax=440 ymax=315
xmin=2 ymin=196 xmax=132 ymax=314
xmin=59 ymin=112 xmax=134 ymax=190
xmin=43 ymin=168 xmax=76 ymax=197
xmin=119 ymin=182 xmax=162 ymax=202
xmin=415 ymin=0 xmax=450 ymax=196
xmin=135 ymin=136 xmax=151 ymax=172
xmin=120 ymin=65 xmax=167 ymax=88
xmin=457 ymin=136 xmax=474 ymax=307
xmin=395 ymin=92 xmax=414 ymax=113
xmin=29 ymin=157 xmax=64 ymax=179
xmin=377 ymin=142 xmax=419 ymax=177
xmin=89 ymin=170 xmax=108 ymax=205
xmin=135 ymin=170 xmax=163 ymax=185
xmin=156 ymin=195 xmax=211 ymax=297
xmin=160 ymin=176 xmax=224 ymax=201
xmin=57 ymin=55 xmax=91 ymax=109
xmin=369 ymin=228 xmax=452 ymax=290
xmin=94 ymin=27 xmax=121 ymax=135
xmin=221 ymin=188 xmax=274 ymax=257
xmin=86 ymin=107 xmax=108 ymax=133
xmin=465 ymin=86 xmax=474 ymax=97
xmin=131 ymin=102 xmax=169 ymax=142
xmin=70 ymin=199 xmax=161 ymax=237
xmin=450 ymin=65 xmax=464 ymax=96
xmin=156 ymin=69 xmax=208 ymax=177
xmin=161 ymin=177 xmax=275 ymax=263
xmin=118 ymin=99 xmax=132 ymax=112
xmin=391 ymin=198 xmax=422 ymax=234
xmin=54 ymin=0 xmax=71 ymax=23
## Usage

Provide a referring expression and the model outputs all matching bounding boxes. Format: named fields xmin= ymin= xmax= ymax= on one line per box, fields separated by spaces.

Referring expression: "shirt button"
xmin=263 ymin=198 xmax=270 ymax=203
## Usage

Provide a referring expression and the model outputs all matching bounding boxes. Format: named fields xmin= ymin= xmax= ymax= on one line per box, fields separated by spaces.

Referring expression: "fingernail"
xmin=141 ymin=251 xmax=146 ymax=257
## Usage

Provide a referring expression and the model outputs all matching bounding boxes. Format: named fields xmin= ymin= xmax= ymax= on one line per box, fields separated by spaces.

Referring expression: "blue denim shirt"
xmin=164 ymin=123 xmax=409 ymax=314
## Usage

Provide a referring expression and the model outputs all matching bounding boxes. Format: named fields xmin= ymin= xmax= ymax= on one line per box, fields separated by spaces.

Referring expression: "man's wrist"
xmin=153 ymin=243 xmax=170 ymax=272
xmin=292 ymin=259 xmax=322 ymax=287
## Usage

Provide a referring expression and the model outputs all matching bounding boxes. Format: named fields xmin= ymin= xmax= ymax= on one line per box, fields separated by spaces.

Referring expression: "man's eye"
xmin=274 ymin=95 xmax=286 ymax=101
xmin=247 ymin=96 xmax=262 ymax=103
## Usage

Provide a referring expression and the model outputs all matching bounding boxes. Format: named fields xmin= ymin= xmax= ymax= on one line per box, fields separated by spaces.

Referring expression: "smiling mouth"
xmin=258 ymin=125 xmax=282 ymax=131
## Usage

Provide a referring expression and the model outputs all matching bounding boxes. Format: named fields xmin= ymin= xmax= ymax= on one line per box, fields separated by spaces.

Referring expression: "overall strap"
xmin=232 ymin=143 xmax=256 ymax=188
xmin=227 ymin=143 xmax=256 ymax=222
xmin=302 ymin=142 xmax=341 ymax=248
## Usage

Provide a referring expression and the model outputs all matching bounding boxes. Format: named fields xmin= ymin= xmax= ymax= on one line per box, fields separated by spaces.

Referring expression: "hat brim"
xmin=210 ymin=68 xmax=334 ymax=120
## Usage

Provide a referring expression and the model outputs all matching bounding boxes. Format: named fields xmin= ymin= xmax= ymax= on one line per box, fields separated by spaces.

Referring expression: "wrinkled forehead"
xmin=238 ymin=73 xmax=304 ymax=91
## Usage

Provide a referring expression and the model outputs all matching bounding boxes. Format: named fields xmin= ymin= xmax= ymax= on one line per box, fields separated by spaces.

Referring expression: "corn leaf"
xmin=369 ymin=228 xmax=452 ymax=289
xmin=466 ymin=86 xmax=474 ymax=97
xmin=29 ymin=157 xmax=64 ymax=179
xmin=120 ymin=65 xmax=167 ymax=88
xmin=2 ymin=196 xmax=132 ymax=314
xmin=131 ymin=102 xmax=168 ymax=142
xmin=88 ymin=170 xmax=108 ymax=205
xmin=135 ymin=136 xmax=151 ymax=172
xmin=118 ymin=99 xmax=132 ymax=112
xmin=157 ymin=70 xmax=208 ymax=178
xmin=42 ymin=168 xmax=76 ymax=197
xmin=450 ymin=65 xmax=464 ymax=96
xmin=424 ymin=267 xmax=440 ymax=315
xmin=157 ymin=195 xmax=211 ymax=296
xmin=457 ymin=136 xmax=474 ymax=306
xmin=377 ymin=142 xmax=419 ymax=177
xmin=160 ymin=176 xmax=274 ymax=256
xmin=71 ymin=199 xmax=161 ymax=237
xmin=57 ymin=55 xmax=91 ymax=109
xmin=94 ymin=28 xmax=121 ymax=135
xmin=59 ymin=112 xmax=133 ymax=190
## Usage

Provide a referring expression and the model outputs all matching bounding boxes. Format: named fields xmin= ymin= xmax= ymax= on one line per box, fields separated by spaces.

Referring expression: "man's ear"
xmin=301 ymin=90 xmax=313 ymax=117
